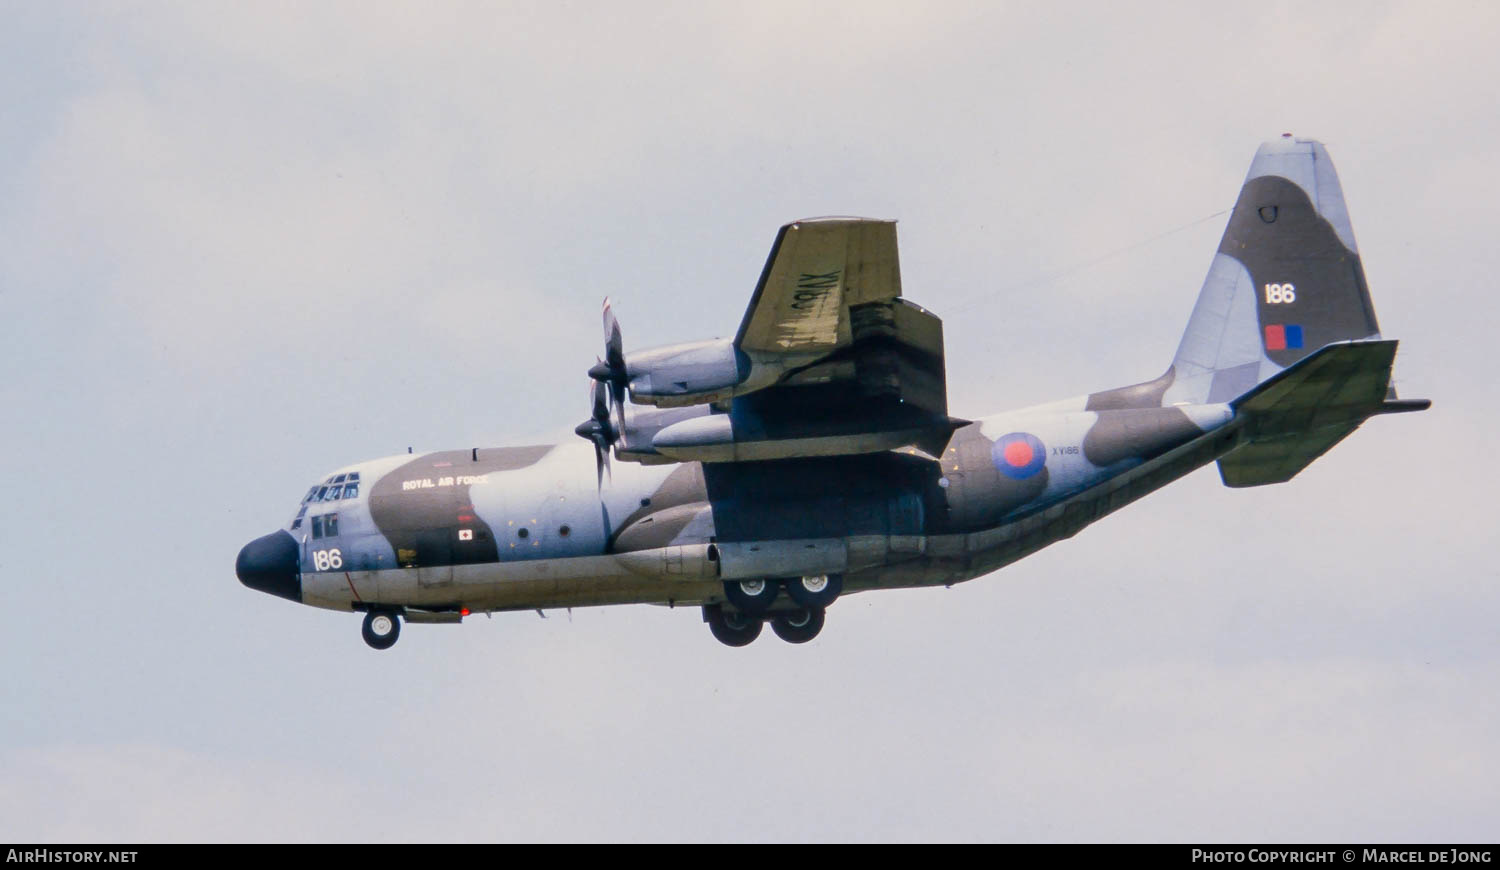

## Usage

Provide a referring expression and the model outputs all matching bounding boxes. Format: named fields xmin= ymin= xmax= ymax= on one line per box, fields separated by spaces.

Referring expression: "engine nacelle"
xmin=651 ymin=413 xmax=934 ymax=463
xmin=623 ymin=338 xmax=747 ymax=407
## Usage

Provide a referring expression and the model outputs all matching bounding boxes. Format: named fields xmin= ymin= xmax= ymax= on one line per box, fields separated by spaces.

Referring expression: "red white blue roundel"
xmin=992 ymin=432 xmax=1046 ymax=480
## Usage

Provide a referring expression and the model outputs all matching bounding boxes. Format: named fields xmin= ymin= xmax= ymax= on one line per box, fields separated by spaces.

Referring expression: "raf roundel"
xmin=992 ymin=432 xmax=1047 ymax=480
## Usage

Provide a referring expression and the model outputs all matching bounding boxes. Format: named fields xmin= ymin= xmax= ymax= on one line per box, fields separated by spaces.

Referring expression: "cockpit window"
xmin=347 ymin=471 xmax=360 ymax=482
xmin=333 ymin=473 xmax=347 ymax=484
xmin=311 ymin=513 xmax=340 ymax=539
xmin=342 ymin=483 xmax=359 ymax=499
xmin=291 ymin=505 xmax=307 ymax=530
xmin=326 ymin=486 xmax=344 ymax=502
xmin=315 ymin=486 xmax=329 ymax=501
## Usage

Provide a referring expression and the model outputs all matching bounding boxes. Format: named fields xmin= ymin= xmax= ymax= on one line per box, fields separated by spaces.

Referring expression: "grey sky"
xmin=1 ymin=1 xmax=1495 ymax=842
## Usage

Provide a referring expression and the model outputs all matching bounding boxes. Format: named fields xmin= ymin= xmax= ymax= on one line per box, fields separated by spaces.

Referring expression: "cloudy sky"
xmin=1 ymin=1 xmax=1495 ymax=842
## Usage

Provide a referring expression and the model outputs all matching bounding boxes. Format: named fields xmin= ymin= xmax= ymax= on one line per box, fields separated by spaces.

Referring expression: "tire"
xmin=703 ymin=604 xmax=763 ymax=647
xmin=722 ymin=578 xmax=780 ymax=616
xmin=770 ymin=607 xmax=825 ymax=644
xmin=784 ymin=573 xmax=842 ymax=609
xmin=362 ymin=610 xmax=401 ymax=650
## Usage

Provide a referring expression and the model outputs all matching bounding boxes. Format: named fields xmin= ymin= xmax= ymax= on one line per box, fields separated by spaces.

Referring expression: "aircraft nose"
xmin=236 ymin=530 xmax=302 ymax=603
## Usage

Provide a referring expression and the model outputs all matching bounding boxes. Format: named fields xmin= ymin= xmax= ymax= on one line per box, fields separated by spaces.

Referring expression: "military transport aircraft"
xmin=237 ymin=136 xmax=1428 ymax=649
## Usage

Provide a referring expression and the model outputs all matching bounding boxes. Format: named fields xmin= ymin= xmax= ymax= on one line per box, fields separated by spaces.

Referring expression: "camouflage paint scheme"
xmin=237 ymin=138 xmax=1427 ymax=646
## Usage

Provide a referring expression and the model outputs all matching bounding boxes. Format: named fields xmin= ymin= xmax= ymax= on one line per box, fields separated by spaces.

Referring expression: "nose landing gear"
xmin=361 ymin=610 xmax=401 ymax=650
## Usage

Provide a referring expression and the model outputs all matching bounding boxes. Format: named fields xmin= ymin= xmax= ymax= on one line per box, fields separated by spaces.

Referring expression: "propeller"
xmin=574 ymin=374 xmax=614 ymax=487
xmin=576 ymin=298 xmax=630 ymax=494
xmin=588 ymin=297 xmax=629 ymax=414
xmin=577 ymin=299 xmax=631 ymax=545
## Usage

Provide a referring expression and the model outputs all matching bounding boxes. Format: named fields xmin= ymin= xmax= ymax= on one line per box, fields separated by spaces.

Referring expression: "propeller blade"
xmin=602 ymin=297 xmax=625 ymax=374
xmin=592 ymin=435 xmax=607 ymax=489
xmin=591 ymin=372 xmax=610 ymax=424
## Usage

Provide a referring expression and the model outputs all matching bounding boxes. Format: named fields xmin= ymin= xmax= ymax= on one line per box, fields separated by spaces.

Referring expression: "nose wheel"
xmin=362 ymin=610 xmax=401 ymax=650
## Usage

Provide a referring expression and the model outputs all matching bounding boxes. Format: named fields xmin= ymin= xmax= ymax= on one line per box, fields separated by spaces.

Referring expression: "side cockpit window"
xmin=311 ymin=513 xmax=339 ymax=539
xmin=291 ymin=504 xmax=307 ymax=530
xmin=342 ymin=482 xmax=359 ymax=499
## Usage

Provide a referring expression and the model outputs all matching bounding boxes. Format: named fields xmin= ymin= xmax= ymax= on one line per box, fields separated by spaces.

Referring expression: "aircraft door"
xmin=889 ymin=491 xmax=925 ymax=553
xmin=416 ymin=528 xmax=453 ymax=587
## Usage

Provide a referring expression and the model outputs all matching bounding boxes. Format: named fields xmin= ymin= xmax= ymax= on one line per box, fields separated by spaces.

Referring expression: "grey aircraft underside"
xmin=236 ymin=136 xmax=1428 ymax=649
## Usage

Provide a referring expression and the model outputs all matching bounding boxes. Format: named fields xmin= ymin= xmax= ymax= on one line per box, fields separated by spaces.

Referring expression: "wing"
xmin=617 ymin=217 xmax=959 ymax=465
xmin=736 ymin=217 xmax=902 ymax=354
xmin=708 ymin=218 xmax=957 ymax=461
xmin=735 ymin=217 xmax=948 ymax=417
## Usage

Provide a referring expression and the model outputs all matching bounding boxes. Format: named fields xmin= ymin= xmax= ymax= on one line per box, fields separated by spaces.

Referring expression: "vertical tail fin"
xmin=1163 ymin=136 xmax=1383 ymax=406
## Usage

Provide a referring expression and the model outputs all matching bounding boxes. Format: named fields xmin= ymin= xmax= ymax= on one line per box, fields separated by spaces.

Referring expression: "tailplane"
xmin=1217 ymin=340 xmax=1427 ymax=486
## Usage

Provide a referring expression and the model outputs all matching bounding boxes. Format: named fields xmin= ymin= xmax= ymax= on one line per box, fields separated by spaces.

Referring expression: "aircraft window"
xmin=347 ymin=472 xmax=360 ymax=481
xmin=292 ymin=505 xmax=307 ymax=530
xmin=325 ymin=475 xmax=337 ymax=484
xmin=303 ymin=487 xmax=318 ymax=504
xmin=342 ymin=483 xmax=359 ymax=499
xmin=324 ymin=487 xmax=342 ymax=502
xmin=324 ymin=513 xmax=339 ymax=537
xmin=312 ymin=515 xmax=324 ymax=539
xmin=334 ymin=474 xmax=347 ymax=484
xmin=315 ymin=486 xmax=329 ymax=501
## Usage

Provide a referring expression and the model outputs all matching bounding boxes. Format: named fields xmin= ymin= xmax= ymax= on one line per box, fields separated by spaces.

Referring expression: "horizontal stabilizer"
xmin=1218 ymin=339 xmax=1414 ymax=487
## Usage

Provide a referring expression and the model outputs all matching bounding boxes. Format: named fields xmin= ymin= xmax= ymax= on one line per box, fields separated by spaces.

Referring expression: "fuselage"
xmin=237 ymin=394 xmax=1234 ymax=616
xmin=233 ymin=140 xmax=1422 ymax=650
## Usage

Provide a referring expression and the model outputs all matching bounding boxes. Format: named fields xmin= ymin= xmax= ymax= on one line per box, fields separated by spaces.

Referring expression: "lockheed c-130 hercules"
xmin=237 ymin=136 xmax=1428 ymax=650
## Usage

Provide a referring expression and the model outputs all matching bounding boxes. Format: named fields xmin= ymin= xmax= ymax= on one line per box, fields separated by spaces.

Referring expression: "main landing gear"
xmin=704 ymin=603 xmax=825 ymax=646
xmin=705 ymin=574 xmax=841 ymax=646
xmin=362 ymin=610 xmax=401 ymax=650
